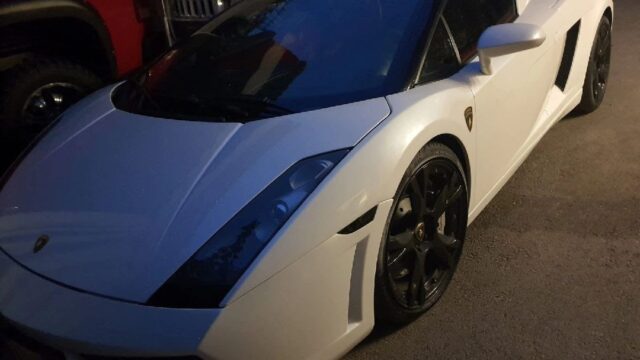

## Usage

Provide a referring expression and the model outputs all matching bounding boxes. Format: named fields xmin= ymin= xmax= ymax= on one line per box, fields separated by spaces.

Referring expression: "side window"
xmin=443 ymin=0 xmax=517 ymax=63
xmin=419 ymin=18 xmax=460 ymax=83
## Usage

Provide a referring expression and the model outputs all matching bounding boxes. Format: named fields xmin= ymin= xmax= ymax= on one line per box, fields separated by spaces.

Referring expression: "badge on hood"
xmin=33 ymin=235 xmax=50 ymax=253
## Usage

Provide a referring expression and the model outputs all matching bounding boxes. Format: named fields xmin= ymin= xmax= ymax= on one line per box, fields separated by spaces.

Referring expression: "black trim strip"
xmin=441 ymin=15 xmax=462 ymax=64
xmin=339 ymin=206 xmax=378 ymax=235
xmin=409 ymin=0 xmax=450 ymax=89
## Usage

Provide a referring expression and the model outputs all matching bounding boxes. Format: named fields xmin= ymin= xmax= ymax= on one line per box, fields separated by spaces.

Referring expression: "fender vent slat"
xmin=338 ymin=207 xmax=378 ymax=235
xmin=555 ymin=20 xmax=581 ymax=91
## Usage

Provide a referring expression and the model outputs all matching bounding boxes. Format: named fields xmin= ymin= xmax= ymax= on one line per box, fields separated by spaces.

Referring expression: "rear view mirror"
xmin=478 ymin=23 xmax=546 ymax=75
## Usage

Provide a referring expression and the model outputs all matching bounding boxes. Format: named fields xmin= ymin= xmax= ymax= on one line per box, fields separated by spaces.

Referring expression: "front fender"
xmin=229 ymin=78 xmax=475 ymax=304
xmin=0 ymin=0 xmax=116 ymax=76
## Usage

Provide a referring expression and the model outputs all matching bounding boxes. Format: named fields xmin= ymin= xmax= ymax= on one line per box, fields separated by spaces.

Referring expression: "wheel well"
xmin=430 ymin=134 xmax=471 ymax=190
xmin=603 ymin=7 xmax=613 ymax=24
xmin=0 ymin=19 xmax=114 ymax=80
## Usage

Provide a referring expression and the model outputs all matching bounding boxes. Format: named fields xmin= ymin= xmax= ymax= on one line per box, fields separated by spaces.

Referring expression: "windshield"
xmin=113 ymin=0 xmax=436 ymax=122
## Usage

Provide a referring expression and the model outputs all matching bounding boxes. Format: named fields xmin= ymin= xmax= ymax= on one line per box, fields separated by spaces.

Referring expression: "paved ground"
xmin=346 ymin=1 xmax=640 ymax=359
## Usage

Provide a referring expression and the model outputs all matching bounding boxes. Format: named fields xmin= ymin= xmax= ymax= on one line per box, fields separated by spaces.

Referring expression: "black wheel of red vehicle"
xmin=576 ymin=15 xmax=612 ymax=114
xmin=375 ymin=142 xmax=468 ymax=324
xmin=0 ymin=58 xmax=101 ymax=129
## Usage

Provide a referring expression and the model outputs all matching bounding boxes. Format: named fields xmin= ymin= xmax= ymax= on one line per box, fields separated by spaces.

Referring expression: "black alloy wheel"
xmin=0 ymin=58 xmax=101 ymax=130
xmin=21 ymin=82 xmax=85 ymax=127
xmin=577 ymin=15 xmax=612 ymax=113
xmin=591 ymin=17 xmax=612 ymax=104
xmin=376 ymin=143 xmax=468 ymax=324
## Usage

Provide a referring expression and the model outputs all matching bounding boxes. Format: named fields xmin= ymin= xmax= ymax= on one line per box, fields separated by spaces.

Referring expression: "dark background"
xmin=1 ymin=128 xmax=31 ymax=174
xmin=347 ymin=0 xmax=640 ymax=358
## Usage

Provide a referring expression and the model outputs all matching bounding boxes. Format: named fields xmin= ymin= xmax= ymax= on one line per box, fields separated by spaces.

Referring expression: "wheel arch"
xmin=429 ymin=133 xmax=471 ymax=194
xmin=0 ymin=0 xmax=116 ymax=79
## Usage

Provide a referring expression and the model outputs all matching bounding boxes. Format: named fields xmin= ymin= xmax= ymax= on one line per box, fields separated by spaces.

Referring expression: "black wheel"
xmin=375 ymin=143 xmax=468 ymax=324
xmin=576 ymin=16 xmax=612 ymax=114
xmin=0 ymin=58 xmax=101 ymax=129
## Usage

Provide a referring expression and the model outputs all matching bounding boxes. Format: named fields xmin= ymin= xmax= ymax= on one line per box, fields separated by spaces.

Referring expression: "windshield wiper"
xmin=128 ymin=72 xmax=161 ymax=111
xmin=133 ymin=90 xmax=294 ymax=123
xmin=147 ymin=92 xmax=250 ymax=121
xmin=206 ymin=95 xmax=294 ymax=117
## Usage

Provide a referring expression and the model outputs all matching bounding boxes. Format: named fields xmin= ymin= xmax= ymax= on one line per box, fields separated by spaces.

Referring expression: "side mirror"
xmin=478 ymin=23 xmax=546 ymax=75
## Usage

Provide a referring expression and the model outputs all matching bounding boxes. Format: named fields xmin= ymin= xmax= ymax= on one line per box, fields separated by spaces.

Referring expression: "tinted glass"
xmin=444 ymin=0 xmax=517 ymax=62
xmin=114 ymin=0 xmax=436 ymax=122
xmin=419 ymin=18 xmax=460 ymax=83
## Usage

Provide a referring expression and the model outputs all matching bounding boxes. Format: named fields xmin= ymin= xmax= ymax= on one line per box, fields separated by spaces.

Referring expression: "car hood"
xmin=0 ymin=86 xmax=390 ymax=303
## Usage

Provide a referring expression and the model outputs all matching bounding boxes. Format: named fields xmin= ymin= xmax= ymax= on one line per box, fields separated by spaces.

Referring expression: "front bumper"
xmin=0 ymin=200 xmax=393 ymax=359
xmin=0 ymin=249 xmax=217 ymax=357
xmin=1 ymin=320 xmax=65 ymax=359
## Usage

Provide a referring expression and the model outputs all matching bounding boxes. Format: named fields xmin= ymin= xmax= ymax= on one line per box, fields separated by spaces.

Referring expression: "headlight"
xmin=147 ymin=149 xmax=349 ymax=308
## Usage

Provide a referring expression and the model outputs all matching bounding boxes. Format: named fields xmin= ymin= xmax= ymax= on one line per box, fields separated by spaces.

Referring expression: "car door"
xmin=443 ymin=0 xmax=558 ymax=203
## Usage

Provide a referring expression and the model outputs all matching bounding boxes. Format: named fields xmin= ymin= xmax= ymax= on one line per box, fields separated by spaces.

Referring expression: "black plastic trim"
xmin=555 ymin=20 xmax=581 ymax=91
xmin=339 ymin=206 xmax=378 ymax=235
xmin=407 ymin=0 xmax=449 ymax=89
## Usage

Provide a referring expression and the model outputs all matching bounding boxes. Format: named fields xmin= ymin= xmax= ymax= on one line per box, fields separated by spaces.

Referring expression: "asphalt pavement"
xmin=346 ymin=0 xmax=640 ymax=359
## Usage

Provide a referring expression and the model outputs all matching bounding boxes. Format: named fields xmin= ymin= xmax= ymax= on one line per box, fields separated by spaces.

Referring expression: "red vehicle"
xmin=0 ymin=0 xmax=234 ymax=172
xmin=0 ymin=0 xmax=150 ymax=128
xmin=0 ymin=0 xmax=234 ymax=130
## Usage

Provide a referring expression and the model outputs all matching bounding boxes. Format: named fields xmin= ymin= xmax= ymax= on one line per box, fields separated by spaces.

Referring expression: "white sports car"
xmin=0 ymin=0 xmax=613 ymax=358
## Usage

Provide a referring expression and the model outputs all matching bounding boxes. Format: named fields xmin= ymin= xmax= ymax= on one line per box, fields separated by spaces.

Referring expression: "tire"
xmin=375 ymin=142 xmax=469 ymax=324
xmin=0 ymin=58 xmax=102 ymax=129
xmin=576 ymin=16 xmax=612 ymax=114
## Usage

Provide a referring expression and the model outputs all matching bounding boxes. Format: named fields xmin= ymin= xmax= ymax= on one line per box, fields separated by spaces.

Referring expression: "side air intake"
xmin=555 ymin=21 xmax=581 ymax=91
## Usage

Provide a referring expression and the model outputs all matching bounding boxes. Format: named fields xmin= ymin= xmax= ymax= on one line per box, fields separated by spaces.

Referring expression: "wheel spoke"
xmin=407 ymin=249 xmax=427 ymax=306
xmin=409 ymin=176 xmax=426 ymax=218
xmin=448 ymin=183 xmax=464 ymax=205
xmin=434 ymin=233 xmax=461 ymax=250
xmin=598 ymin=65 xmax=609 ymax=82
xmin=427 ymin=172 xmax=462 ymax=218
xmin=593 ymin=75 xmax=601 ymax=98
xmin=600 ymin=27 xmax=611 ymax=49
xmin=388 ymin=249 xmax=411 ymax=279
xmin=429 ymin=233 xmax=459 ymax=269
xmin=431 ymin=246 xmax=455 ymax=269
xmin=428 ymin=187 xmax=447 ymax=218
xmin=419 ymin=167 xmax=433 ymax=194
xmin=388 ymin=231 xmax=414 ymax=251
